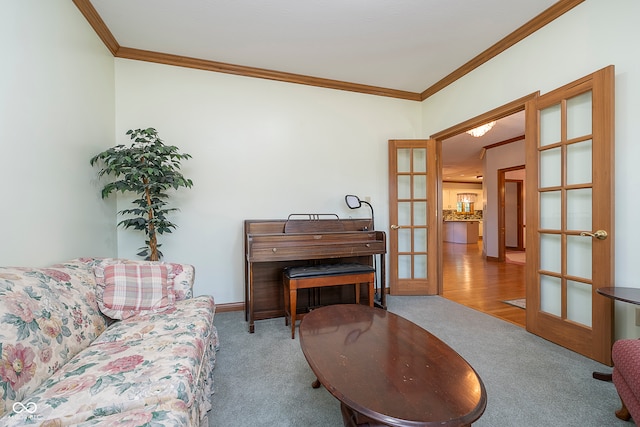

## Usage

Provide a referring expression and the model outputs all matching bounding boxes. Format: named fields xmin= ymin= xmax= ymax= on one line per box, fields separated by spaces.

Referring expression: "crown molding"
xmin=74 ymin=0 xmax=583 ymax=102
xmin=483 ymin=135 xmax=526 ymax=151
xmin=420 ymin=0 xmax=585 ymax=101
xmin=72 ymin=0 xmax=119 ymax=55
xmin=116 ymin=47 xmax=421 ymax=101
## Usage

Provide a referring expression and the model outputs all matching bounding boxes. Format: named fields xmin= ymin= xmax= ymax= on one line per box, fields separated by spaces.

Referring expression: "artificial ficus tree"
xmin=90 ymin=128 xmax=193 ymax=261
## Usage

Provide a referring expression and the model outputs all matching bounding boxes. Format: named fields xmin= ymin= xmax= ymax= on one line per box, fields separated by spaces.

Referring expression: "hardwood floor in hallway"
xmin=442 ymin=240 xmax=526 ymax=327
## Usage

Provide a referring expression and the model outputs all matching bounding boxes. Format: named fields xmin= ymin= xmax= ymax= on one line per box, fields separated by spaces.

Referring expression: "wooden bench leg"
xmin=283 ymin=277 xmax=290 ymax=327
xmin=367 ymin=278 xmax=374 ymax=307
xmin=290 ymin=283 xmax=298 ymax=339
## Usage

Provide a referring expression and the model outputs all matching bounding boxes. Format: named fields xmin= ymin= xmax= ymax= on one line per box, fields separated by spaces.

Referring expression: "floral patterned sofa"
xmin=0 ymin=257 xmax=218 ymax=426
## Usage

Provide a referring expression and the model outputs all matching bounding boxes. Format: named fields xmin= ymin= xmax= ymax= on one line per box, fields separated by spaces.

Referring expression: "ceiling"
xmin=442 ymin=111 xmax=525 ymax=184
xmin=83 ymin=1 xmax=554 ymax=183
xmin=89 ymin=0 xmax=559 ymax=94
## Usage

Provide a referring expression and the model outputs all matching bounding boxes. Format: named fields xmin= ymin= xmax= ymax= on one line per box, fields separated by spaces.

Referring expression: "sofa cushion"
xmin=168 ymin=262 xmax=195 ymax=301
xmin=96 ymin=263 xmax=175 ymax=320
xmin=0 ymin=263 xmax=108 ymax=417
xmin=89 ymin=258 xmax=194 ymax=301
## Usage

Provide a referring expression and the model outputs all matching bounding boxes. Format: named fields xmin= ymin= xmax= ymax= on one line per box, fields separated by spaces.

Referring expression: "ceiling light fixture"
xmin=466 ymin=121 xmax=496 ymax=138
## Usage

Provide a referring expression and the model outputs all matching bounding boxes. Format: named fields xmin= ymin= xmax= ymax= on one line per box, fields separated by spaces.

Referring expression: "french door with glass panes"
xmin=525 ymin=66 xmax=614 ymax=365
xmin=388 ymin=140 xmax=438 ymax=295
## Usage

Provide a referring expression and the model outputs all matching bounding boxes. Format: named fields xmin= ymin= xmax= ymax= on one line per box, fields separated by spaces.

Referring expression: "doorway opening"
xmin=432 ymin=93 xmax=535 ymax=326
xmin=499 ymin=165 xmax=526 ymax=266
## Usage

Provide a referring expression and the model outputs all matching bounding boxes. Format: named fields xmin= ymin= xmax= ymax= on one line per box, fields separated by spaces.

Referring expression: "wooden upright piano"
xmin=244 ymin=216 xmax=386 ymax=333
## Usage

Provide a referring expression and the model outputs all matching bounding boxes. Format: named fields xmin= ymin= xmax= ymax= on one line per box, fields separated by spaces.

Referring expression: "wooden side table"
xmin=597 ymin=287 xmax=640 ymax=306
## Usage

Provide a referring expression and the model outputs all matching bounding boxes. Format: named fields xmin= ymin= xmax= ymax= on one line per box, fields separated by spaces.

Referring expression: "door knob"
xmin=390 ymin=224 xmax=401 ymax=230
xmin=580 ymin=230 xmax=608 ymax=240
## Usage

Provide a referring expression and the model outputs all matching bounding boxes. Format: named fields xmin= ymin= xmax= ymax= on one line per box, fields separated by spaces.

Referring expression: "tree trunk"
xmin=144 ymin=184 xmax=159 ymax=261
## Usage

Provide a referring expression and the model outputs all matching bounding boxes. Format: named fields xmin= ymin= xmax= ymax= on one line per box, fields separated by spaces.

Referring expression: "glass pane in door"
xmin=567 ymin=235 xmax=592 ymax=280
xmin=540 ymin=103 xmax=561 ymax=146
xmin=398 ymin=229 xmax=411 ymax=252
xmin=540 ymin=274 xmax=561 ymax=317
xmin=540 ymin=234 xmax=561 ymax=274
xmin=566 ymin=140 xmax=593 ymax=185
xmin=414 ymin=255 xmax=427 ymax=279
xmin=540 ymin=191 xmax=561 ymax=230
xmin=414 ymin=175 xmax=426 ymax=198
xmin=567 ymin=280 xmax=592 ymax=327
xmin=397 ymin=149 xmax=411 ymax=172
xmin=398 ymin=176 xmax=411 ymax=199
xmin=539 ymin=147 xmax=562 ymax=188
xmin=398 ymin=202 xmax=411 ymax=226
xmin=413 ymin=202 xmax=427 ymax=226
xmin=567 ymin=188 xmax=592 ymax=231
xmin=413 ymin=149 xmax=427 ymax=172
xmin=567 ymin=91 xmax=592 ymax=139
xmin=414 ymin=228 xmax=426 ymax=252
xmin=398 ymin=255 xmax=411 ymax=279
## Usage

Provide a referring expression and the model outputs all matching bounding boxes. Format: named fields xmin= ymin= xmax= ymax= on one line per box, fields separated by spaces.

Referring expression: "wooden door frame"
xmin=498 ymin=166 xmax=525 ymax=261
xmin=431 ymin=92 xmax=539 ymax=295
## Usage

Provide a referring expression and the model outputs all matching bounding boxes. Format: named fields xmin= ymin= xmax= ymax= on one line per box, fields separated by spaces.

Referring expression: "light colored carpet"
xmin=503 ymin=298 xmax=526 ymax=309
xmin=209 ymin=296 xmax=627 ymax=427
xmin=506 ymin=251 xmax=525 ymax=264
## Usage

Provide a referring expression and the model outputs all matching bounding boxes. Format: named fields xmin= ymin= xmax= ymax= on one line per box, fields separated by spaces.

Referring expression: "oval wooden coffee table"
xmin=299 ymin=304 xmax=487 ymax=427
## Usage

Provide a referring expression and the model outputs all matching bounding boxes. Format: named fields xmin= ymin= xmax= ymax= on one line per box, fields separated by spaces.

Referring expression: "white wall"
xmin=483 ymin=140 xmax=525 ymax=256
xmin=0 ymin=1 xmax=117 ymax=266
xmin=114 ymin=59 xmax=421 ymax=303
xmin=421 ymin=0 xmax=640 ymax=338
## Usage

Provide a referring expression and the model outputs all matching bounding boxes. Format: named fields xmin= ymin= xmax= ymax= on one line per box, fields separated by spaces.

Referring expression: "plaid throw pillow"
xmin=97 ymin=263 xmax=175 ymax=319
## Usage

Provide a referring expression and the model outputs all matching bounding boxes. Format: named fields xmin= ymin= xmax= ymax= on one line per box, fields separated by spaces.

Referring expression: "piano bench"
xmin=283 ymin=263 xmax=375 ymax=339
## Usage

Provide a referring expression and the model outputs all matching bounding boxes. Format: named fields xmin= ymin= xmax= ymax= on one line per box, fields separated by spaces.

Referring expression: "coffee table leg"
xmin=341 ymin=402 xmax=357 ymax=427
xmin=340 ymin=403 xmax=387 ymax=427
xmin=311 ymin=378 xmax=321 ymax=389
